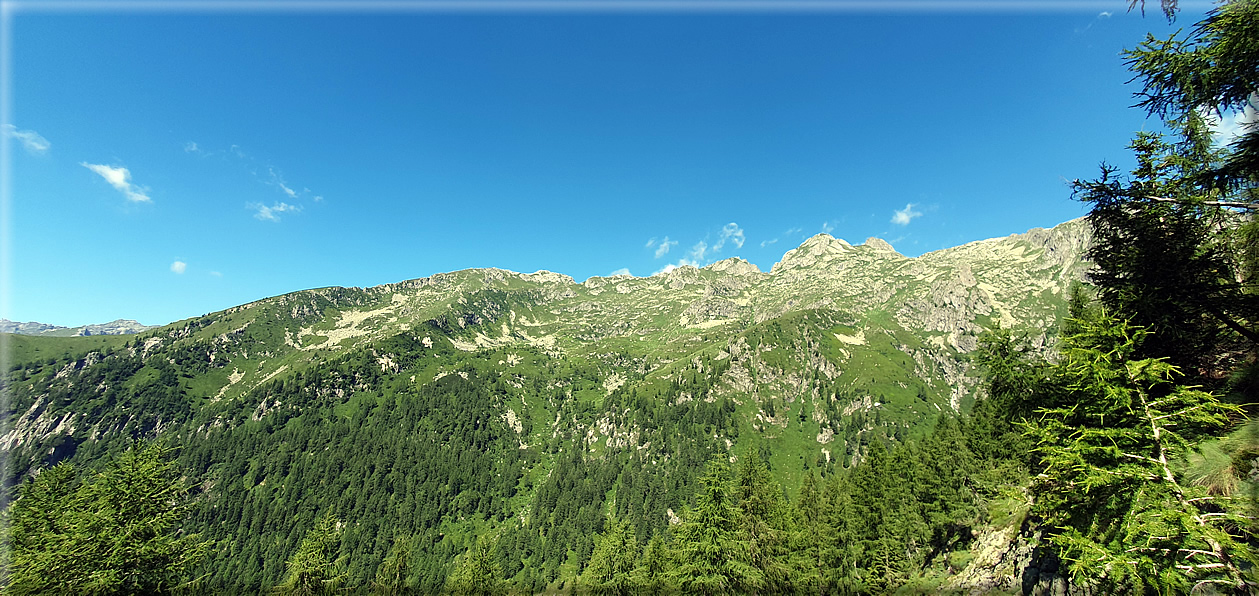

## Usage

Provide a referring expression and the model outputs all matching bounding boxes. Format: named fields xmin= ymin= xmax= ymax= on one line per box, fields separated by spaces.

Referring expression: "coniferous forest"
xmin=3 ymin=1 xmax=1259 ymax=593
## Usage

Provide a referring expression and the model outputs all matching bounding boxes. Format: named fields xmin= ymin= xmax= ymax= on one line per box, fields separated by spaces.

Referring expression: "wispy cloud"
xmin=250 ymin=202 xmax=301 ymax=222
xmin=609 ymin=267 xmax=631 ymax=276
xmin=209 ymin=270 xmax=223 ymax=277
xmin=268 ymin=168 xmax=300 ymax=199
xmin=81 ymin=163 xmax=152 ymax=202
xmin=712 ymin=222 xmax=745 ymax=252
xmin=688 ymin=241 xmax=708 ymax=262
xmin=654 ymin=237 xmax=678 ymax=258
xmin=891 ymin=203 xmax=922 ymax=226
xmin=170 ymin=260 xmax=187 ymax=274
xmin=821 ymin=221 xmax=834 ymax=234
xmin=760 ymin=238 xmax=779 ymax=248
xmin=1074 ymin=10 xmax=1113 ymax=34
xmin=4 ymin=124 xmax=50 ymax=154
xmin=190 ymin=142 xmax=323 ymax=203
xmin=645 ymin=237 xmax=657 ymax=249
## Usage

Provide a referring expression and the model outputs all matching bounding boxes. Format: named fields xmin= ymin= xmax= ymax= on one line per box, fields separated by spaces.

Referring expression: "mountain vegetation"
xmin=2 ymin=1 xmax=1257 ymax=593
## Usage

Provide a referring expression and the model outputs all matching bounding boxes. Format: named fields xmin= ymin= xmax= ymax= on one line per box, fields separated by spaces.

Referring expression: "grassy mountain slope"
xmin=0 ymin=218 xmax=1090 ymax=590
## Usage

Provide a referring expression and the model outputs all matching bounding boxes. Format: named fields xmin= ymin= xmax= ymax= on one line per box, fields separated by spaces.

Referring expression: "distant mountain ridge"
xmin=0 ymin=318 xmax=157 ymax=336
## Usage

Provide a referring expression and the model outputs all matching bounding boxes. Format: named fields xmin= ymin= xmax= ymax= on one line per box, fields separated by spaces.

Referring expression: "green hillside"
xmin=0 ymin=221 xmax=1095 ymax=591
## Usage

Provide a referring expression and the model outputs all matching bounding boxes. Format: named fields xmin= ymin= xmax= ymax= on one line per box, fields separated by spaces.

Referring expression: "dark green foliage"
xmin=968 ymin=327 xmax=1048 ymax=465
xmin=370 ymin=536 xmax=413 ymax=595
xmin=3 ymin=442 xmax=206 ymax=595
xmin=632 ymin=533 xmax=673 ymax=595
xmin=1076 ymin=137 xmax=1255 ymax=374
xmin=733 ymin=447 xmax=792 ymax=593
xmin=1075 ymin=0 xmax=1259 ymax=380
xmin=788 ymin=472 xmax=839 ymax=595
xmin=669 ymin=459 xmax=763 ymax=595
xmin=181 ymin=363 xmax=528 ymax=592
xmin=1126 ymin=0 xmax=1259 ymax=194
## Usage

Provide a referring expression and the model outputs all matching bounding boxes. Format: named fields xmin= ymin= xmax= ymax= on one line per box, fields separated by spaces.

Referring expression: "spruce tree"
xmin=4 ymin=442 xmax=205 ymax=595
xmin=444 ymin=535 xmax=504 ymax=596
xmin=631 ymin=532 xmax=673 ymax=596
xmin=789 ymin=472 xmax=839 ymax=595
xmin=669 ymin=458 xmax=763 ymax=595
xmin=370 ymin=535 xmax=412 ymax=595
xmin=274 ymin=512 xmax=347 ymax=596
xmin=578 ymin=515 xmax=639 ymax=596
xmin=734 ymin=447 xmax=793 ymax=593
xmin=1027 ymin=312 xmax=1256 ymax=593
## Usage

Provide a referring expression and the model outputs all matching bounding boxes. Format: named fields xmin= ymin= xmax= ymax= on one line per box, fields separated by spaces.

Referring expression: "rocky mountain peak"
xmin=770 ymin=234 xmax=866 ymax=275
xmin=704 ymin=257 xmax=764 ymax=277
xmin=863 ymin=237 xmax=897 ymax=254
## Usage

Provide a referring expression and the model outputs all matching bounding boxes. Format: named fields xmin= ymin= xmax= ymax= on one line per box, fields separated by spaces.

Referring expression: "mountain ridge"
xmin=0 ymin=318 xmax=157 ymax=337
xmin=1 ymin=216 xmax=1094 ymax=591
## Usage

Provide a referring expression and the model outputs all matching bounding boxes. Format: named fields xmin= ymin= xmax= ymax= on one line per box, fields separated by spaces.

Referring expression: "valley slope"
xmin=1 ymin=218 xmax=1090 ymax=590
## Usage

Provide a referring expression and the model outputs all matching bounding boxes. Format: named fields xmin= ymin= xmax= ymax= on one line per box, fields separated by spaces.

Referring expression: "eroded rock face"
xmin=945 ymin=522 xmax=1079 ymax=596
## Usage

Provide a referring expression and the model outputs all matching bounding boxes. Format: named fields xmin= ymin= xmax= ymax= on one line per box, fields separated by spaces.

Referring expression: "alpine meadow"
xmin=2 ymin=0 xmax=1258 ymax=594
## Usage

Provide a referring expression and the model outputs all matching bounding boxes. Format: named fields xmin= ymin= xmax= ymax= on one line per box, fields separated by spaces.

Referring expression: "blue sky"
xmin=3 ymin=2 xmax=1206 ymax=327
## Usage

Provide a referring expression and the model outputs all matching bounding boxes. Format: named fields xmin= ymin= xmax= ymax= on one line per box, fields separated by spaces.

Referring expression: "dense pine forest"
xmin=3 ymin=0 xmax=1258 ymax=593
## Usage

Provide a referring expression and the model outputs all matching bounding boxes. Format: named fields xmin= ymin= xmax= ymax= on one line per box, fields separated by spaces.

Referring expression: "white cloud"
xmin=209 ymin=271 xmax=223 ymax=277
xmin=1201 ymin=97 xmax=1258 ymax=147
xmin=688 ymin=241 xmax=708 ymax=262
xmin=760 ymin=238 xmax=779 ymax=248
xmin=821 ymin=221 xmax=834 ymax=234
xmin=609 ymin=268 xmax=631 ymax=276
xmin=1098 ymin=11 xmax=1112 ymax=18
xmin=784 ymin=227 xmax=802 ymax=237
xmin=81 ymin=162 xmax=152 ymax=202
xmin=4 ymin=124 xmax=50 ymax=154
xmin=184 ymin=141 xmax=200 ymax=153
xmin=250 ymin=201 xmax=301 ymax=222
xmin=654 ymin=237 xmax=677 ymax=258
xmin=712 ymin=222 xmax=745 ymax=252
xmin=891 ymin=203 xmax=922 ymax=226
xmin=645 ymin=237 xmax=657 ymax=248
xmin=170 ymin=261 xmax=187 ymax=274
